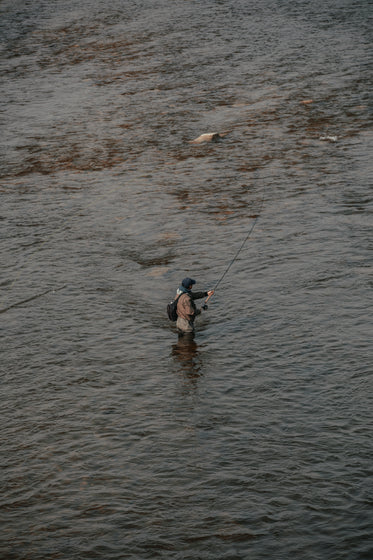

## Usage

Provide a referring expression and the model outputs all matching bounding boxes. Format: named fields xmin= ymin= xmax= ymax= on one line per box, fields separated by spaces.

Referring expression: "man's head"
xmin=182 ymin=277 xmax=196 ymax=290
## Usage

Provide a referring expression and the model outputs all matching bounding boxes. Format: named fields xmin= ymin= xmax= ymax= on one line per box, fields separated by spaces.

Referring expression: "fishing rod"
xmin=202 ymin=198 xmax=263 ymax=309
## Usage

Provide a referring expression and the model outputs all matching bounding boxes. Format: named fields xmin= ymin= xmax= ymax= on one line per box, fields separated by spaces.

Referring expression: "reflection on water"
xmin=172 ymin=334 xmax=202 ymax=382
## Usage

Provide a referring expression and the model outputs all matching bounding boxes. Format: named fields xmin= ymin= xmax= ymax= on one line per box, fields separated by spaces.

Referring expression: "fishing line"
xmin=0 ymin=284 xmax=67 ymax=314
xmin=204 ymin=196 xmax=264 ymax=305
xmin=1 ymin=181 xmax=113 ymax=314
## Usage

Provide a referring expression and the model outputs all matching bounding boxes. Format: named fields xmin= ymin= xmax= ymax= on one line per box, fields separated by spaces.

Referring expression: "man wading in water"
xmin=176 ymin=277 xmax=214 ymax=336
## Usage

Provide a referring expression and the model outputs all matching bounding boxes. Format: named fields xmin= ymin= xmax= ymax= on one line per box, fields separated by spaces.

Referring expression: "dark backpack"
xmin=167 ymin=294 xmax=182 ymax=321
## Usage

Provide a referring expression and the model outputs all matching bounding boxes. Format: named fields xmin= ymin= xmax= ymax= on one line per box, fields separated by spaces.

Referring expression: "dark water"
xmin=1 ymin=1 xmax=372 ymax=558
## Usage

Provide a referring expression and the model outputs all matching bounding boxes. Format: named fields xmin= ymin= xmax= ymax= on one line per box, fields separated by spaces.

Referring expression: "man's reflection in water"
xmin=171 ymin=333 xmax=202 ymax=384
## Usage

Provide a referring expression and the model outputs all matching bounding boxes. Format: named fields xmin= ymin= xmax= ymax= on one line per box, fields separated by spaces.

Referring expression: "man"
xmin=176 ymin=277 xmax=214 ymax=335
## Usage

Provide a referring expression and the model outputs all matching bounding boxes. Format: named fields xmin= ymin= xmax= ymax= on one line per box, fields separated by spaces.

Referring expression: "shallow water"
xmin=1 ymin=1 xmax=372 ymax=558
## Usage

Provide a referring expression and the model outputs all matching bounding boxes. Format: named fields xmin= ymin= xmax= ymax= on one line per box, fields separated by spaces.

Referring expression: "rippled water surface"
xmin=1 ymin=1 xmax=372 ymax=558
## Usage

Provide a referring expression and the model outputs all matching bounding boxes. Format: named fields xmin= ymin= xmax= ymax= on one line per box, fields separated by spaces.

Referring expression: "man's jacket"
xmin=176 ymin=291 xmax=207 ymax=322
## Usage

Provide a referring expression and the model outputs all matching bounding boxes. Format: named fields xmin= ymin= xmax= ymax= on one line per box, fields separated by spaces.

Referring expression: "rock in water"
xmin=189 ymin=131 xmax=229 ymax=144
xmin=319 ymin=135 xmax=338 ymax=142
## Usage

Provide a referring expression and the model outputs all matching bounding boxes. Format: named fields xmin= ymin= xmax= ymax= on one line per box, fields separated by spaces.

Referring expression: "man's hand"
xmin=207 ymin=290 xmax=214 ymax=297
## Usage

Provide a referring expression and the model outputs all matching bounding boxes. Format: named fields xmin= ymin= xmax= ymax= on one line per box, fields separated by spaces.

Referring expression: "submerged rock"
xmin=147 ymin=267 xmax=169 ymax=277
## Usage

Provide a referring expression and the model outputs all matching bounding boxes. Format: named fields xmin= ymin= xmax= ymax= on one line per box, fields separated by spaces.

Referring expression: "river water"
xmin=1 ymin=1 xmax=372 ymax=558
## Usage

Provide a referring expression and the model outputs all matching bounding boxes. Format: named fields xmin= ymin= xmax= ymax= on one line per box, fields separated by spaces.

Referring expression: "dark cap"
xmin=182 ymin=277 xmax=196 ymax=288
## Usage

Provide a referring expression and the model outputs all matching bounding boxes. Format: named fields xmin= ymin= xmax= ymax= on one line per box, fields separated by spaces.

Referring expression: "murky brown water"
xmin=1 ymin=1 xmax=372 ymax=558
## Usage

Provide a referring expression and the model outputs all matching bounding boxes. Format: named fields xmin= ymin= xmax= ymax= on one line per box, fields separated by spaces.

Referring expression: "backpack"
xmin=167 ymin=294 xmax=182 ymax=321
